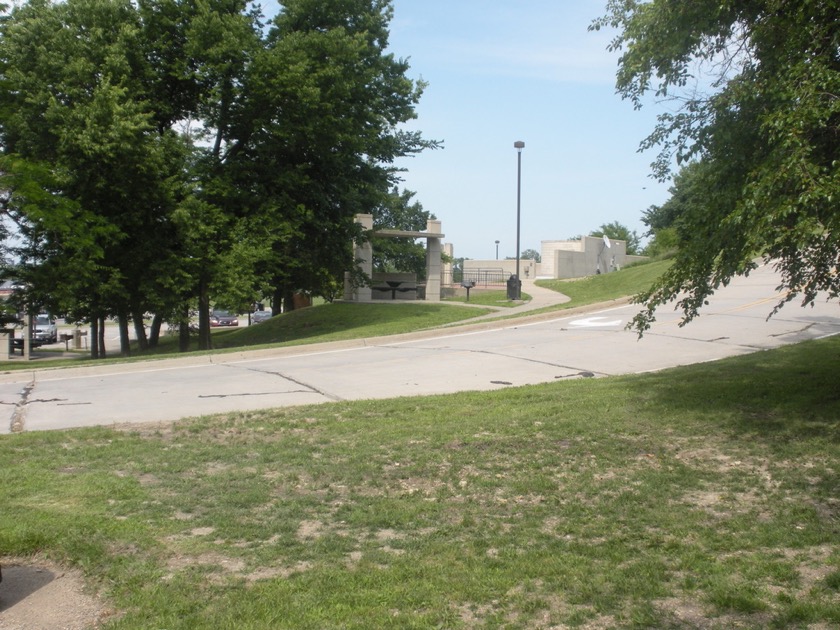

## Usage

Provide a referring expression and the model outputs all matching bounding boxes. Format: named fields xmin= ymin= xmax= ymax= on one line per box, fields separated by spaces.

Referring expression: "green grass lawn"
xmin=179 ymin=302 xmax=497 ymax=351
xmin=442 ymin=289 xmax=531 ymax=307
xmin=536 ymin=259 xmax=671 ymax=309
xmin=2 ymin=334 xmax=838 ymax=628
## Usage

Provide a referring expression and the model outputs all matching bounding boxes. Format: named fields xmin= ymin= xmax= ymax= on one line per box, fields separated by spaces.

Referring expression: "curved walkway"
xmin=443 ymin=279 xmax=572 ymax=323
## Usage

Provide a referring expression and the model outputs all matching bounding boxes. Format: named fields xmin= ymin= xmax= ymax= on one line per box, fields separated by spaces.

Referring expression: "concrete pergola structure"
xmin=343 ymin=213 xmax=445 ymax=302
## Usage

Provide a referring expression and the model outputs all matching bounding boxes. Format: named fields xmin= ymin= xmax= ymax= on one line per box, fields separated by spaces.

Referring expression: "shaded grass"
xmin=2 ymin=335 xmax=839 ymax=628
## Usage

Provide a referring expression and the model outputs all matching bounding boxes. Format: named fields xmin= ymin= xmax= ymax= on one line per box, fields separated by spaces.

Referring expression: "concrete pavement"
xmin=2 ymin=265 xmax=838 ymax=433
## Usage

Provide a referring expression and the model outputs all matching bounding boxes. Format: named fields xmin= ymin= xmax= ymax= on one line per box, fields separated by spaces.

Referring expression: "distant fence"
xmin=443 ymin=268 xmax=507 ymax=287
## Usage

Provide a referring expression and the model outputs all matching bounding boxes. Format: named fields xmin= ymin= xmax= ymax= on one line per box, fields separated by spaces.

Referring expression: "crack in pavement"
xmin=555 ymin=371 xmax=597 ymax=379
xmin=374 ymin=343 xmax=609 ymax=376
xmin=216 ymin=363 xmax=344 ymax=402
xmin=770 ymin=322 xmax=816 ymax=338
xmin=198 ymin=390 xmax=316 ymax=399
xmin=10 ymin=379 xmax=35 ymax=433
xmin=642 ymin=330 xmax=766 ymax=350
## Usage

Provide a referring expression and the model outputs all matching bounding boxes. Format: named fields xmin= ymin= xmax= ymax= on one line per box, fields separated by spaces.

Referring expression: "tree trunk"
xmin=132 ymin=309 xmax=149 ymax=351
xmin=178 ymin=304 xmax=191 ymax=352
xmin=118 ymin=313 xmax=131 ymax=357
xmin=198 ymin=278 xmax=212 ymax=350
xmin=272 ymin=284 xmax=284 ymax=314
xmin=97 ymin=316 xmax=106 ymax=358
xmin=283 ymin=288 xmax=295 ymax=313
xmin=273 ymin=284 xmax=296 ymax=313
xmin=90 ymin=318 xmax=99 ymax=359
xmin=148 ymin=313 xmax=163 ymax=348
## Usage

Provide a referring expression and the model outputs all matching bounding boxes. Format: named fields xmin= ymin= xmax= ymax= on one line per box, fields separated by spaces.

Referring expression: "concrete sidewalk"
xmin=445 ymin=278 xmax=572 ymax=323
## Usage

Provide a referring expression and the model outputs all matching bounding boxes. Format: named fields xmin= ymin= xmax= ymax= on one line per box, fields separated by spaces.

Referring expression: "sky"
xmin=383 ymin=0 xmax=673 ymax=260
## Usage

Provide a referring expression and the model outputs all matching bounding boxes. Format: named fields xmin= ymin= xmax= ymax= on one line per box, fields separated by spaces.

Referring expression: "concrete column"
xmin=425 ymin=218 xmax=442 ymax=302
xmin=353 ymin=214 xmax=373 ymax=302
xmin=0 ymin=330 xmax=9 ymax=360
xmin=442 ymin=243 xmax=454 ymax=287
xmin=23 ymin=311 xmax=31 ymax=360
xmin=343 ymin=271 xmax=353 ymax=301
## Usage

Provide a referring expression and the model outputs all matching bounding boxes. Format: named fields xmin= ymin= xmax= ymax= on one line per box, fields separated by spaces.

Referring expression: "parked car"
xmin=33 ymin=314 xmax=58 ymax=344
xmin=9 ymin=314 xmax=58 ymax=351
xmin=210 ymin=310 xmax=239 ymax=327
xmin=251 ymin=310 xmax=273 ymax=324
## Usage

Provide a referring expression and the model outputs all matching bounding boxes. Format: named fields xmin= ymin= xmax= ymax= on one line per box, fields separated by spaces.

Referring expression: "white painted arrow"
xmin=569 ymin=316 xmax=623 ymax=328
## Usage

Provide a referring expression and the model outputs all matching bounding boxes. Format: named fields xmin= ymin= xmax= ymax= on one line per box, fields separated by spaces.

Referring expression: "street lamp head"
xmin=514 ymin=140 xmax=525 ymax=150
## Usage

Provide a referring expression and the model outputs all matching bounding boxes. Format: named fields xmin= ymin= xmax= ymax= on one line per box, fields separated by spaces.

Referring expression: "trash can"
xmin=506 ymin=275 xmax=521 ymax=300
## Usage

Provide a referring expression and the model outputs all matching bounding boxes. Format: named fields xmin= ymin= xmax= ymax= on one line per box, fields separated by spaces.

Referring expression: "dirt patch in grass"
xmin=0 ymin=557 xmax=113 ymax=630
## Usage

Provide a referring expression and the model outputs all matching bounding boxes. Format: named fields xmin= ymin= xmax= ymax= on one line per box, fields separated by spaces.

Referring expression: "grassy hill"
xmin=1 ymin=330 xmax=838 ymax=628
xmin=201 ymin=259 xmax=674 ymax=352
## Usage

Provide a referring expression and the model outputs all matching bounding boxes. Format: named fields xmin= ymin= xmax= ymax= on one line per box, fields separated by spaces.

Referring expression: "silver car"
xmin=33 ymin=314 xmax=58 ymax=344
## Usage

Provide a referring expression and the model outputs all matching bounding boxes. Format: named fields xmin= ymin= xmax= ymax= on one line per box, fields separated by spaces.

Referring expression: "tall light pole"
xmin=513 ymin=141 xmax=524 ymax=299
xmin=495 ymin=240 xmax=499 ymax=260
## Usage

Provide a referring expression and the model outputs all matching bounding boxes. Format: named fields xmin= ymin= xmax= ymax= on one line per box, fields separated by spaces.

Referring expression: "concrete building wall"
xmin=462 ymin=258 xmax=538 ymax=280
xmin=539 ymin=240 xmax=582 ymax=279
xmin=545 ymin=236 xmax=633 ymax=279
xmin=553 ymin=251 xmax=591 ymax=279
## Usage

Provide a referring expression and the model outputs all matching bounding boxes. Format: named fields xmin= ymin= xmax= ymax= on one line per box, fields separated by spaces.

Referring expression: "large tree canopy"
xmin=0 ymin=0 xmax=188 ymax=356
xmin=593 ymin=1 xmax=840 ymax=333
xmin=0 ymin=0 xmax=436 ymax=353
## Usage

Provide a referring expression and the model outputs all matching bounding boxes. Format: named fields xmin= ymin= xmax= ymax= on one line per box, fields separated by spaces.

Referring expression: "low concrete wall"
xmin=462 ymin=259 xmax=538 ymax=280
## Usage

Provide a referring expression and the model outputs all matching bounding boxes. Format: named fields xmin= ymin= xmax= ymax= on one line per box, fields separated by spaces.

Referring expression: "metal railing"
xmin=443 ymin=269 xmax=508 ymax=287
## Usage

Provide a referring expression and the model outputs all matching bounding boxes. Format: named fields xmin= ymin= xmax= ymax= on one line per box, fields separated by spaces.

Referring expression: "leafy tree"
xmin=245 ymin=0 xmax=439 ymax=310
xmin=0 ymin=0 xmax=186 ymax=356
xmin=641 ymin=163 xmax=702 ymax=234
xmin=1 ymin=0 xmax=438 ymax=355
xmin=589 ymin=221 xmax=641 ymax=255
xmin=641 ymin=227 xmax=678 ymax=259
xmin=592 ymin=1 xmax=840 ymax=333
xmin=520 ymin=249 xmax=541 ymax=263
xmin=178 ymin=0 xmax=263 ymax=348
xmin=641 ymin=160 xmax=707 ymax=258
xmin=372 ymin=187 xmax=432 ymax=278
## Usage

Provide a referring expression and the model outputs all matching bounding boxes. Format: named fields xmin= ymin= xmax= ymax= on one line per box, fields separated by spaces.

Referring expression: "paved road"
xmin=1 ymin=264 xmax=838 ymax=433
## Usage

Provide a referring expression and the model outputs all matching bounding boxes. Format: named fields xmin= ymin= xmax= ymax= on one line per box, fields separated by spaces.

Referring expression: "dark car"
xmin=210 ymin=310 xmax=239 ymax=327
xmin=251 ymin=310 xmax=273 ymax=324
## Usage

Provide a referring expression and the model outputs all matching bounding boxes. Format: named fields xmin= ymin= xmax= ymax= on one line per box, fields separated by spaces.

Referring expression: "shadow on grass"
xmin=627 ymin=335 xmax=840 ymax=443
